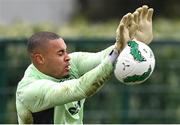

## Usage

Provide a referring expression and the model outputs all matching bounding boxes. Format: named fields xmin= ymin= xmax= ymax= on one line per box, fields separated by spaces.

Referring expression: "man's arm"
xmin=69 ymin=45 xmax=114 ymax=76
xmin=16 ymin=100 xmax=33 ymax=124
xmin=17 ymin=56 xmax=114 ymax=113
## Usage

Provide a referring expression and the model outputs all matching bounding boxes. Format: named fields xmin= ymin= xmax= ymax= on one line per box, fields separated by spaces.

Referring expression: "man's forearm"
xmin=77 ymin=56 xmax=114 ymax=97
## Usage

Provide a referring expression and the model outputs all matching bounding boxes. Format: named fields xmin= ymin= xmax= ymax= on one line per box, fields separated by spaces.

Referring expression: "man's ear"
xmin=33 ymin=53 xmax=45 ymax=65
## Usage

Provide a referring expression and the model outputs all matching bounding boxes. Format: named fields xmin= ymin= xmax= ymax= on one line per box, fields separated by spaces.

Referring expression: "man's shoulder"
xmin=18 ymin=64 xmax=37 ymax=85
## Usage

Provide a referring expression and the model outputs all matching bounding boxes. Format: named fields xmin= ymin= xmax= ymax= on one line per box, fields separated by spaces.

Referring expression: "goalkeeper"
xmin=16 ymin=5 xmax=154 ymax=124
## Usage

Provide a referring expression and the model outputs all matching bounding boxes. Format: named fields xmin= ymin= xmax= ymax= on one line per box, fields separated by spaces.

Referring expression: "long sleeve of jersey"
xmin=69 ymin=45 xmax=114 ymax=76
xmin=17 ymin=57 xmax=113 ymax=113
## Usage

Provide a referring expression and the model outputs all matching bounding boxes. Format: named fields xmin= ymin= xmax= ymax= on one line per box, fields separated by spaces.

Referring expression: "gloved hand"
xmin=133 ymin=5 xmax=154 ymax=44
xmin=115 ymin=13 xmax=137 ymax=53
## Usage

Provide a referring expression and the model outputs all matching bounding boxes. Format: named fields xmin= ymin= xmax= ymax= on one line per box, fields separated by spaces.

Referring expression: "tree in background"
xmin=77 ymin=0 xmax=180 ymax=21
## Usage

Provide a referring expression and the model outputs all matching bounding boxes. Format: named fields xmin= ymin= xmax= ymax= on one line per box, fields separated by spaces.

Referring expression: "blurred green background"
xmin=0 ymin=0 xmax=180 ymax=124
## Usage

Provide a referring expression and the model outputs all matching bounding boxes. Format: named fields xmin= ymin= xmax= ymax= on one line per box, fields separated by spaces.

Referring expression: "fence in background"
xmin=0 ymin=38 xmax=180 ymax=123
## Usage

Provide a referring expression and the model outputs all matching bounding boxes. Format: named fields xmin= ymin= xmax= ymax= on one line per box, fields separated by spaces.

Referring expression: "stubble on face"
xmin=43 ymin=38 xmax=70 ymax=78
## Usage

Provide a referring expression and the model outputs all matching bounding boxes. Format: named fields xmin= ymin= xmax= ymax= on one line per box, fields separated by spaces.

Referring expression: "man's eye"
xmin=58 ymin=52 xmax=63 ymax=56
xmin=58 ymin=50 xmax=66 ymax=56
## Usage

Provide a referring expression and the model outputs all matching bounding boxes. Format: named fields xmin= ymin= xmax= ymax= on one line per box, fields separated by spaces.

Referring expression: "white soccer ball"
xmin=114 ymin=40 xmax=155 ymax=85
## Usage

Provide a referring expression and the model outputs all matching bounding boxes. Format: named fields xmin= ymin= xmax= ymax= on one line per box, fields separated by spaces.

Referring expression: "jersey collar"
xmin=31 ymin=64 xmax=60 ymax=82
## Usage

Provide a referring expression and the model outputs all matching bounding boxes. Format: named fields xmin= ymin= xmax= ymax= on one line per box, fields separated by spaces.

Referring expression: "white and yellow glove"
xmin=115 ymin=13 xmax=137 ymax=53
xmin=111 ymin=5 xmax=154 ymax=62
xmin=109 ymin=13 xmax=137 ymax=63
xmin=133 ymin=5 xmax=154 ymax=44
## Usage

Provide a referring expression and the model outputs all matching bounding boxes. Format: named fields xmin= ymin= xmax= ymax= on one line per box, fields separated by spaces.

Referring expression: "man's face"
xmin=43 ymin=38 xmax=70 ymax=78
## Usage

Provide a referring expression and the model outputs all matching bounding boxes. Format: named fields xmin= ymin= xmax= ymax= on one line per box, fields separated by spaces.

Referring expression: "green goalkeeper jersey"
xmin=16 ymin=46 xmax=114 ymax=124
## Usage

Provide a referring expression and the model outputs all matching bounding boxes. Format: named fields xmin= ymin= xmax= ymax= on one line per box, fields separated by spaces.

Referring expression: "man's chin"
xmin=63 ymin=72 xmax=70 ymax=77
xmin=57 ymin=71 xmax=70 ymax=79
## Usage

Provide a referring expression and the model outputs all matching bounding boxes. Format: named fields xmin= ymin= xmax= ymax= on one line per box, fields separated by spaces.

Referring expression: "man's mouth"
xmin=65 ymin=65 xmax=70 ymax=71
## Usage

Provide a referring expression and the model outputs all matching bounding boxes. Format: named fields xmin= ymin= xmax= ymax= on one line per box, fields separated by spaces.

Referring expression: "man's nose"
xmin=65 ymin=53 xmax=70 ymax=62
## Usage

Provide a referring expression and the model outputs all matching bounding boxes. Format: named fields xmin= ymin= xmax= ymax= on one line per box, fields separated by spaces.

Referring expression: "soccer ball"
xmin=114 ymin=40 xmax=155 ymax=85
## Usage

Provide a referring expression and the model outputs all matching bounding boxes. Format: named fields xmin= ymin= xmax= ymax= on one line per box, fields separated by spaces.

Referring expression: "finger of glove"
xmin=117 ymin=14 xmax=128 ymax=33
xmin=119 ymin=24 xmax=125 ymax=39
xmin=142 ymin=5 xmax=148 ymax=20
xmin=130 ymin=24 xmax=138 ymax=38
xmin=133 ymin=11 xmax=139 ymax=24
xmin=115 ymin=24 xmax=125 ymax=50
xmin=128 ymin=14 xmax=135 ymax=30
xmin=121 ymin=13 xmax=129 ymax=25
xmin=147 ymin=8 xmax=154 ymax=21
xmin=126 ymin=13 xmax=133 ymax=27
xmin=116 ymin=21 xmax=124 ymax=41
xmin=120 ymin=24 xmax=129 ymax=49
xmin=135 ymin=7 xmax=141 ymax=13
xmin=137 ymin=8 xmax=143 ymax=21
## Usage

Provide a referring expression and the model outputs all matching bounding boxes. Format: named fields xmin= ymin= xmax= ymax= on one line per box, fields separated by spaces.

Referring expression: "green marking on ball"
xmin=128 ymin=40 xmax=146 ymax=62
xmin=123 ymin=66 xmax=152 ymax=83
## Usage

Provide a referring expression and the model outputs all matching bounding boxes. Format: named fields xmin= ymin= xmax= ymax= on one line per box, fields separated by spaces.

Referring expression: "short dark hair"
xmin=27 ymin=31 xmax=60 ymax=53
